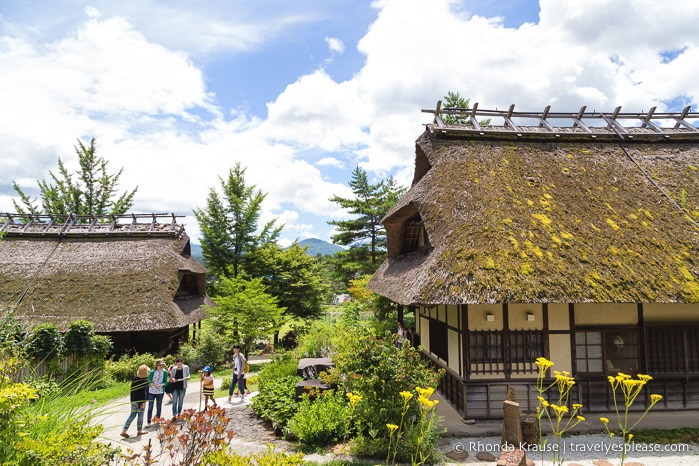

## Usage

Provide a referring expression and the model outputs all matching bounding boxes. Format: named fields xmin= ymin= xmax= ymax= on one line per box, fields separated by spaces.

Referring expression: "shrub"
xmin=117 ymin=407 xmax=234 ymax=465
xmin=104 ymin=352 xmax=156 ymax=382
xmin=64 ymin=320 xmax=95 ymax=356
xmin=202 ymin=445 xmax=304 ymax=465
xmin=26 ymin=323 xmax=64 ymax=360
xmin=294 ymin=320 xmax=336 ymax=358
xmin=287 ymin=390 xmax=349 ymax=447
xmin=7 ymin=369 xmax=119 ymax=465
xmin=257 ymin=352 xmax=299 ymax=388
xmin=327 ymin=326 xmax=441 ymax=438
xmin=250 ymin=375 xmax=301 ymax=431
xmin=182 ymin=329 xmax=228 ymax=370
xmin=324 ymin=325 xmax=443 ymax=461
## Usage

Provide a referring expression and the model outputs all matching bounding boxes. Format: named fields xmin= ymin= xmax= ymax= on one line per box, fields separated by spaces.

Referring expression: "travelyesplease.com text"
xmin=453 ymin=440 xmax=691 ymax=456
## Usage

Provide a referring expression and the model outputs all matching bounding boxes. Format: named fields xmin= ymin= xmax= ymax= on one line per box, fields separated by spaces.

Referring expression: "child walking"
xmin=201 ymin=365 xmax=217 ymax=411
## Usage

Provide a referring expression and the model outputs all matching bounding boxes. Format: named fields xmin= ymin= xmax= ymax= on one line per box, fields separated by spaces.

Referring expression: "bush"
xmin=250 ymin=375 xmax=301 ymax=431
xmin=104 ymin=352 xmax=156 ymax=382
xmin=324 ymin=325 xmax=443 ymax=460
xmin=64 ymin=320 xmax=95 ymax=356
xmin=294 ymin=320 xmax=336 ymax=358
xmin=202 ymin=445 xmax=304 ymax=465
xmin=26 ymin=323 xmax=64 ymax=360
xmin=178 ymin=329 xmax=228 ymax=371
xmin=287 ymin=390 xmax=349 ymax=448
xmin=257 ymin=352 xmax=299 ymax=389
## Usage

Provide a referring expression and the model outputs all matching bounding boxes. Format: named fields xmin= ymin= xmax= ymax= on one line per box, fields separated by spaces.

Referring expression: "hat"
xmin=137 ymin=365 xmax=150 ymax=378
xmin=155 ymin=358 xmax=165 ymax=366
xmin=203 ymin=365 xmax=211 ymax=373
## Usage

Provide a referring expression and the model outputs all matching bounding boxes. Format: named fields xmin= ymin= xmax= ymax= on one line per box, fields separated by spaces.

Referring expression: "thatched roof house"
xmin=0 ymin=213 xmax=212 ymax=354
xmin=369 ymin=104 xmax=699 ymax=418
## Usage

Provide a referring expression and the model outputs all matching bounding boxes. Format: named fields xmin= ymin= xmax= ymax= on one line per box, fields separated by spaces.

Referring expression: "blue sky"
xmin=1 ymin=0 xmax=698 ymax=246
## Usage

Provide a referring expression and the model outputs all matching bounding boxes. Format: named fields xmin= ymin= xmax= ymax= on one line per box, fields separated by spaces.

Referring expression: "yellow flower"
xmin=551 ymin=404 xmax=568 ymax=416
xmin=386 ymin=423 xmax=398 ymax=433
xmin=572 ymin=403 xmax=582 ymax=410
xmin=416 ymin=387 xmax=435 ymax=398
xmin=349 ymin=394 xmax=361 ymax=407
xmin=600 ymin=417 xmax=609 ymax=425
xmin=399 ymin=391 xmax=414 ymax=403
xmin=576 ymin=415 xmax=585 ymax=422
xmin=637 ymin=374 xmax=653 ymax=382
xmin=650 ymin=394 xmax=663 ymax=405
xmin=535 ymin=357 xmax=554 ymax=371
xmin=628 ymin=433 xmax=634 ymax=442
xmin=607 ymin=376 xmax=616 ymax=384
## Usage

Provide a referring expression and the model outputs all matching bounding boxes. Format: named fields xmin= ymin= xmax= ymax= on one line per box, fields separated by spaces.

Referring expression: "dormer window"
xmin=403 ymin=214 xmax=424 ymax=253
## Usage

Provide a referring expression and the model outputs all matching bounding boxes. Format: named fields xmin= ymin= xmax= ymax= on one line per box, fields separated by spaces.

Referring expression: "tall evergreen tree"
xmin=328 ymin=166 xmax=406 ymax=281
xmin=12 ymin=138 xmax=137 ymax=218
xmin=193 ymin=162 xmax=282 ymax=281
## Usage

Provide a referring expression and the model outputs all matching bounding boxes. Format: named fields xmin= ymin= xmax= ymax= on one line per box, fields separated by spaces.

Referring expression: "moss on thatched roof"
xmin=369 ymin=128 xmax=699 ymax=305
xmin=0 ymin=230 xmax=211 ymax=332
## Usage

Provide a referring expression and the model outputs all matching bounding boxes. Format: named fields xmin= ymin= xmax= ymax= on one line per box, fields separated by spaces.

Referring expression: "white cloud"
xmin=324 ymin=36 xmax=344 ymax=55
xmin=2 ymin=0 xmax=699 ymax=246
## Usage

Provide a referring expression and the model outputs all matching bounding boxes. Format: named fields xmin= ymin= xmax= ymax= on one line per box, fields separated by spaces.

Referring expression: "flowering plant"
xmin=600 ymin=372 xmax=663 ymax=465
xmin=534 ymin=357 xmax=585 ymax=465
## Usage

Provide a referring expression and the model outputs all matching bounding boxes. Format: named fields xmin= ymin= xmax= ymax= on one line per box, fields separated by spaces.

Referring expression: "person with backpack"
xmin=227 ymin=344 xmax=249 ymax=402
xmin=120 ymin=364 xmax=150 ymax=438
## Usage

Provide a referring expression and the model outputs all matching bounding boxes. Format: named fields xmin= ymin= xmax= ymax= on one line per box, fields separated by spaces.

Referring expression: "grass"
xmin=632 ymin=426 xmax=699 ymax=445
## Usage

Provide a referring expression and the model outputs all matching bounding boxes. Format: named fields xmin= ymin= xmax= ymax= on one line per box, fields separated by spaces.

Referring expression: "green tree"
xmin=328 ymin=167 xmax=406 ymax=282
xmin=194 ymin=163 xmax=282 ymax=282
xmin=441 ymin=91 xmax=490 ymax=126
xmin=246 ymin=243 xmax=331 ymax=323
xmin=12 ymin=138 xmax=137 ymax=219
xmin=209 ymin=276 xmax=285 ymax=357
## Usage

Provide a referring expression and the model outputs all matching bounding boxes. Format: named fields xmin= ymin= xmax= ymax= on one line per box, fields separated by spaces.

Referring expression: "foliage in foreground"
xmin=1 ymin=364 xmax=118 ymax=465
xmin=247 ymin=352 xmax=300 ymax=432
xmin=287 ymin=391 xmax=350 ymax=448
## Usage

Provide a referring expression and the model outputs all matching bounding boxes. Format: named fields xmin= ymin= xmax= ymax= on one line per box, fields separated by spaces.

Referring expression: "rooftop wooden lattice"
xmin=423 ymin=102 xmax=699 ymax=141
xmin=0 ymin=213 xmax=185 ymax=237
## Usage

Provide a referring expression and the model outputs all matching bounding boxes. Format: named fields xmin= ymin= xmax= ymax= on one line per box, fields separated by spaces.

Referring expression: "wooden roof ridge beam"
xmin=503 ymin=104 xmax=519 ymax=131
xmin=469 ymin=102 xmax=481 ymax=130
xmin=601 ymin=106 xmax=629 ymax=138
xmin=674 ymin=105 xmax=698 ymax=131
xmin=538 ymin=105 xmax=555 ymax=132
xmin=640 ymin=106 xmax=663 ymax=133
xmin=433 ymin=100 xmax=445 ymax=129
xmin=572 ymin=106 xmax=595 ymax=136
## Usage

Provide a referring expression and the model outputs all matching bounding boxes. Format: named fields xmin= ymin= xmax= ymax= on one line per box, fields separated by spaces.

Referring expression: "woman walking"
xmin=169 ymin=357 xmax=190 ymax=418
xmin=227 ymin=344 xmax=248 ymax=402
xmin=120 ymin=364 xmax=149 ymax=438
xmin=146 ymin=358 xmax=168 ymax=427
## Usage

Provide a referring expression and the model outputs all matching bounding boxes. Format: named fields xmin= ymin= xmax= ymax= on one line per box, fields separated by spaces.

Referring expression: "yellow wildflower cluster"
xmin=600 ymin=372 xmax=664 ymax=466
xmin=346 ymin=392 xmax=362 ymax=408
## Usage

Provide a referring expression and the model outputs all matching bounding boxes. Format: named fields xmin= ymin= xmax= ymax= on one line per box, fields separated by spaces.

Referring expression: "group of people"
xmin=120 ymin=357 xmax=191 ymax=438
xmin=120 ymin=346 xmax=251 ymax=438
xmin=396 ymin=321 xmax=419 ymax=349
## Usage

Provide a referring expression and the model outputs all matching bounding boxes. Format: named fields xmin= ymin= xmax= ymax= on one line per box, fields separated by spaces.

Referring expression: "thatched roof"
xmin=0 ymin=215 xmax=211 ymax=332
xmin=369 ymin=117 xmax=699 ymax=305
